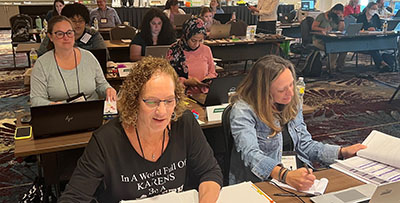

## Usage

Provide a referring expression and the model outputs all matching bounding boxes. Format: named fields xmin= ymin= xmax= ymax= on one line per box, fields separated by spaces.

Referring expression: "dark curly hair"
xmin=61 ymin=3 xmax=90 ymax=24
xmin=117 ymin=57 xmax=186 ymax=127
xmin=165 ymin=0 xmax=179 ymax=9
xmin=139 ymin=8 xmax=176 ymax=46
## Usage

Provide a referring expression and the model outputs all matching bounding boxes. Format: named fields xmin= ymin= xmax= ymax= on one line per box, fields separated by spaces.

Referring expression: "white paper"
xmin=206 ymin=103 xmax=229 ymax=122
xmin=118 ymin=67 xmax=133 ymax=77
xmin=270 ymin=178 xmax=329 ymax=195
xmin=104 ymin=100 xmax=118 ymax=115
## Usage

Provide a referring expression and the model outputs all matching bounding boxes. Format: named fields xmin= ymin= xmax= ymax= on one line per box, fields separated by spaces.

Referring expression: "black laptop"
xmin=30 ymin=100 xmax=104 ymax=139
xmin=190 ymin=76 xmax=244 ymax=106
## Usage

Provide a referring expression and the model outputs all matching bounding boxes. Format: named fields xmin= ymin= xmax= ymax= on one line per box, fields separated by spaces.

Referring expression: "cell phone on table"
xmin=14 ymin=126 xmax=32 ymax=140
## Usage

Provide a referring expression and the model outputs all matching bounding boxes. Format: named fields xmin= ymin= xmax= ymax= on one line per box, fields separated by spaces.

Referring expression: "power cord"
xmin=269 ymin=180 xmax=306 ymax=203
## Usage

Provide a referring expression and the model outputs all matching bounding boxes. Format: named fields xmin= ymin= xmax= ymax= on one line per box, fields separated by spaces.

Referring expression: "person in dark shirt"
xmin=38 ymin=3 xmax=107 ymax=56
xmin=357 ymin=2 xmax=392 ymax=72
xmin=45 ymin=0 xmax=64 ymax=21
xmin=130 ymin=8 xmax=176 ymax=61
xmin=59 ymin=57 xmax=223 ymax=203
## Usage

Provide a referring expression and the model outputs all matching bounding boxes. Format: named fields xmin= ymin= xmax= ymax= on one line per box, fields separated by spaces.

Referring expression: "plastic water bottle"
xmin=35 ymin=16 xmax=42 ymax=30
xmin=383 ymin=20 xmax=388 ymax=33
xmin=43 ymin=19 xmax=48 ymax=32
xmin=29 ymin=48 xmax=38 ymax=67
xmin=296 ymin=77 xmax=305 ymax=105
xmin=93 ymin=18 xmax=99 ymax=30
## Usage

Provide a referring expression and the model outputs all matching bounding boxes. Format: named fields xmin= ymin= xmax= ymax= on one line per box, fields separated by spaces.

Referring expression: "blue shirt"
xmin=229 ymin=99 xmax=340 ymax=184
xmin=90 ymin=7 xmax=122 ymax=28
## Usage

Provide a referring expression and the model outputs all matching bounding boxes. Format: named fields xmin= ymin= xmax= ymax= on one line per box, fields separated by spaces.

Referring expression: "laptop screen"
xmin=301 ymin=0 xmax=315 ymax=11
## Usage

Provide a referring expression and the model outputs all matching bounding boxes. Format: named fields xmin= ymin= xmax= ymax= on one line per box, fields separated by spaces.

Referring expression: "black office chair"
xmin=221 ymin=104 xmax=233 ymax=186
xmin=290 ymin=16 xmax=316 ymax=67
xmin=110 ymin=25 xmax=137 ymax=41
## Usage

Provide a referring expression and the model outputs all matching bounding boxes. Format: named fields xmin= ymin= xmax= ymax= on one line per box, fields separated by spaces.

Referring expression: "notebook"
xmin=189 ymin=75 xmax=244 ymax=106
xmin=311 ymin=181 xmax=400 ymax=203
xmin=173 ymin=14 xmax=191 ymax=27
xmin=30 ymin=100 xmax=104 ymax=139
xmin=145 ymin=45 xmax=170 ymax=58
xmin=208 ymin=24 xmax=232 ymax=39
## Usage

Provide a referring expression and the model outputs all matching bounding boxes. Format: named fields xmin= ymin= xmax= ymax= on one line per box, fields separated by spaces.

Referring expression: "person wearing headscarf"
xmin=166 ymin=17 xmax=217 ymax=94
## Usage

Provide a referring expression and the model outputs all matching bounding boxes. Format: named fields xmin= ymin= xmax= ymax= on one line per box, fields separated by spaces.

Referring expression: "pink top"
xmin=180 ymin=44 xmax=217 ymax=94
xmin=344 ymin=4 xmax=360 ymax=17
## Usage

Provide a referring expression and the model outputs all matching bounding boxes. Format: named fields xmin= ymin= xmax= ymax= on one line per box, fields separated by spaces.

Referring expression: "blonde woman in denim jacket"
xmin=229 ymin=55 xmax=366 ymax=191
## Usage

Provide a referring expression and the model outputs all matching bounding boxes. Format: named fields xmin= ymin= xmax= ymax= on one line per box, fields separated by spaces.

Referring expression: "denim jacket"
xmin=229 ymin=99 xmax=340 ymax=184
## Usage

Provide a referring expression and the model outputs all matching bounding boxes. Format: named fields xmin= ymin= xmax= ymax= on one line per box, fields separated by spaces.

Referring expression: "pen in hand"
xmin=304 ymin=164 xmax=311 ymax=174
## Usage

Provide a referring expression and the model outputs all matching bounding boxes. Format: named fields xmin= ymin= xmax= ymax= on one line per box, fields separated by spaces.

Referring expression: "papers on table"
xmin=206 ymin=103 xmax=229 ymax=122
xmin=119 ymin=181 xmax=275 ymax=203
xmin=331 ymin=130 xmax=400 ymax=185
xmin=270 ymin=178 xmax=329 ymax=195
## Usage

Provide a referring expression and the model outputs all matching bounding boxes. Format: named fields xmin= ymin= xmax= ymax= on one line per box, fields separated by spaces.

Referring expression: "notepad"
xmin=270 ymin=178 xmax=329 ymax=195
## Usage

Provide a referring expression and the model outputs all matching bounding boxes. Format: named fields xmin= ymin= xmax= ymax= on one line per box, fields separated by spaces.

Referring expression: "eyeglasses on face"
xmin=52 ymin=30 xmax=75 ymax=39
xmin=142 ymin=98 xmax=177 ymax=108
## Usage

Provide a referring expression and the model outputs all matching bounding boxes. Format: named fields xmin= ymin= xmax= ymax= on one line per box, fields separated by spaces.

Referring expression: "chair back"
xmin=300 ymin=16 xmax=314 ymax=45
xmin=10 ymin=14 xmax=33 ymax=42
xmin=110 ymin=25 xmax=137 ymax=41
xmin=221 ymin=104 xmax=233 ymax=186
xmin=227 ymin=19 xmax=247 ymax=36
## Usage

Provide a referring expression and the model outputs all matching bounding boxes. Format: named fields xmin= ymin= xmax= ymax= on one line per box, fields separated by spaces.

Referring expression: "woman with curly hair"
xmin=130 ymin=8 xmax=176 ymax=61
xmin=166 ymin=17 xmax=217 ymax=94
xmin=59 ymin=57 xmax=222 ymax=203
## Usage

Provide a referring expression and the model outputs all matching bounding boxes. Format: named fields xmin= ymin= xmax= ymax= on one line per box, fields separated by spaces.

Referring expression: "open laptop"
xmin=311 ymin=181 xmax=400 ymax=203
xmin=89 ymin=49 xmax=108 ymax=74
xmin=388 ymin=20 xmax=400 ymax=31
xmin=145 ymin=45 xmax=170 ymax=58
xmin=30 ymin=100 xmax=104 ymax=139
xmin=209 ymin=24 xmax=232 ymax=39
xmin=189 ymin=75 xmax=244 ymax=106
xmin=173 ymin=14 xmax=191 ymax=27
xmin=214 ymin=13 xmax=232 ymax=24
xmin=337 ymin=23 xmax=363 ymax=36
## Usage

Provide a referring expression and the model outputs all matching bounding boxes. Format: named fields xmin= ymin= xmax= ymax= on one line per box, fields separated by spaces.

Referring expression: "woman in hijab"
xmin=166 ymin=17 xmax=217 ymax=94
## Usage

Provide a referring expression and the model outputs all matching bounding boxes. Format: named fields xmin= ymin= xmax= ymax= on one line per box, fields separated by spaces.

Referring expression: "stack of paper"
xmin=270 ymin=178 xmax=329 ymax=195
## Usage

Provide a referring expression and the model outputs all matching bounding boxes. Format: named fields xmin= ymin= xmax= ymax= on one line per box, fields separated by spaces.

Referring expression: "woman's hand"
xmin=341 ymin=144 xmax=367 ymax=159
xmin=286 ymin=168 xmax=316 ymax=191
xmin=50 ymin=101 xmax=63 ymax=105
xmin=106 ymin=87 xmax=117 ymax=101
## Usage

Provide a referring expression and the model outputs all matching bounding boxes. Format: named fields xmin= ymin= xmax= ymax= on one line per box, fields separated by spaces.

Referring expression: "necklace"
xmin=136 ymin=128 xmax=166 ymax=160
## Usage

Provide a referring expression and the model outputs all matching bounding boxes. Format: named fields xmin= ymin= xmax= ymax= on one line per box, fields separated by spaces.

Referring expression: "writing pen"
xmin=304 ymin=163 xmax=311 ymax=174
xmin=274 ymin=193 xmax=315 ymax=197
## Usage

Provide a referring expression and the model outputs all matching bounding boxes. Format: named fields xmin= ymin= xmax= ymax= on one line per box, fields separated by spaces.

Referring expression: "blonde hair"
xmin=117 ymin=57 xmax=186 ymax=127
xmin=231 ymin=55 xmax=299 ymax=136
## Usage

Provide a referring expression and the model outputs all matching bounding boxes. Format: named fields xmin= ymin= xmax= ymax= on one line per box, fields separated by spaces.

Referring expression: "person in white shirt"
xmin=163 ymin=0 xmax=186 ymax=26
xmin=247 ymin=0 xmax=279 ymax=34
xmin=376 ymin=0 xmax=393 ymax=18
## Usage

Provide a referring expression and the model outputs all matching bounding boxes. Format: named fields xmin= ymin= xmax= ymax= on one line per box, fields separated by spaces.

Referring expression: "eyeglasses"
xmin=52 ymin=30 xmax=75 ymax=39
xmin=142 ymin=98 xmax=177 ymax=108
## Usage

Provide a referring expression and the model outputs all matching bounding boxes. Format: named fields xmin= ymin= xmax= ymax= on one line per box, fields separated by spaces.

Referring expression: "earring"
xmin=171 ymin=112 xmax=176 ymax=120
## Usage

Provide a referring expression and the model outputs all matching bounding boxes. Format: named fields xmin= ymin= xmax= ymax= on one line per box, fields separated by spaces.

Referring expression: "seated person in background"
xmin=312 ymin=4 xmax=347 ymax=72
xmin=357 ymin=2 xmax=392 ymax=72
xmin=210 ymin=0 xmax=224 ymax=14
xmin=38 ymin=3 xmax=107 ymax=56
xmin=229 ymin=55 xmax=366 ymax=190
xmin=90 ymin=0 xmax=122 ymax=28
xmin=164 ymin=0 xmax=186 ymax=25
xmin=31 ymin=16 xmax=116 ymax=107
xmin=376 ymin=0 xmax=393 ymax=18
xmin=46 ymin=0 xmax=64 ymax=21
xmin=130 ymin=8 xmax=176 ymax=62
xmin=166 ymin=18 xmax=217 ymax=94
xmin=200 ymin=7 xmax=221 ymax=33
xmin=344 ymin=0 xmax=360 ymax=17
xmin=58 ymin=57 xmax=223 ymax=203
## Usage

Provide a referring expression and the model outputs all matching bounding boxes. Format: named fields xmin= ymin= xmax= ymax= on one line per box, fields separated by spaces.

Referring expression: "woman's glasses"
xmin=142 ymin=98 xmax=177 ymax=108
xmin=52 ymin=30 xmax=75 ymax=39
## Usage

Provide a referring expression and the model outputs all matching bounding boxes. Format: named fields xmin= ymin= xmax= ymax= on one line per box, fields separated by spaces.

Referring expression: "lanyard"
xmin=54 ymin=49 xmax=80 ymax=99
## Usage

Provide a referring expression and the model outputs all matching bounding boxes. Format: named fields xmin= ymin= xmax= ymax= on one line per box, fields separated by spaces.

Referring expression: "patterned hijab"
xmin=167 ymin=17 xmax=207 ymax=79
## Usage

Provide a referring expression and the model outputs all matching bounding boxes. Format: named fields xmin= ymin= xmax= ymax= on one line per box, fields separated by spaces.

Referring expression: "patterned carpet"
xmin=0 ymin=29 xmax=399 ymax=201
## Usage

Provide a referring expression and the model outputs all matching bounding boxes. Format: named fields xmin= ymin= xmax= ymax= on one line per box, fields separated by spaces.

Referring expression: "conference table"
xmin=314 ymin=31 xmax=400 ymax=72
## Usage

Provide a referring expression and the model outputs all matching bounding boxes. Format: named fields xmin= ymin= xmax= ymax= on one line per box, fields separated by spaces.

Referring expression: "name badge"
xmin=282 ymin=151 xmax=298 ymax=170
xmin=80 ymin=33 xmax=92 ymax=44
xmin=100 ymin=18 xmax=108 ymax=24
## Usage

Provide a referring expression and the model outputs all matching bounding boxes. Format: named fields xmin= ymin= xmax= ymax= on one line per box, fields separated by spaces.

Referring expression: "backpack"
xmin=11 ymin=15 xmax=31 ymax=42
xmin=302 ymin=50 xmax=322 ymax=77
